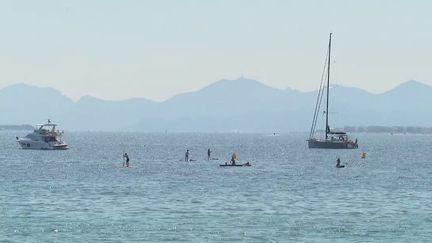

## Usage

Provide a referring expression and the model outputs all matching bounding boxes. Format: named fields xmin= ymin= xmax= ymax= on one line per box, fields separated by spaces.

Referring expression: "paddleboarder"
xmin=124 ymin=153 xmax=130 ymax=167
xmin=230 ymin=152 xmax=237 ymax=165
xmin=336 ymin=158 xmax=344 ymax=168
xmin=185 ymin=149 xmax=190 ymax=162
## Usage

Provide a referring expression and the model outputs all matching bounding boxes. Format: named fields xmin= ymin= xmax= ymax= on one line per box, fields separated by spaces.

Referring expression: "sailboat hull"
xmin=308 ymin=139 xmax=358 ymax=149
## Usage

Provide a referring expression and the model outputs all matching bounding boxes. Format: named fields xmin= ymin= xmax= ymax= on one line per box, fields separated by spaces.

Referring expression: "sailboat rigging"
xmin=307 ymin=33 xmax=358 ymax=149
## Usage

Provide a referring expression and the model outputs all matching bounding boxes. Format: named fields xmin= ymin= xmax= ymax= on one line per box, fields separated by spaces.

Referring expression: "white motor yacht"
xmin=16 ymin=120 xmax=68 ymax=150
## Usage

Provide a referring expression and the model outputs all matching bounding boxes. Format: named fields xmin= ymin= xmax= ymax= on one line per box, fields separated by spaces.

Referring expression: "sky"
xmin=0 ymin=0 xmax=431 ymax=101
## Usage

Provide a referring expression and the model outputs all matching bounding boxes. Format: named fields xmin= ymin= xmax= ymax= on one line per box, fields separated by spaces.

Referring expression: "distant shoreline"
xmin=2 ymin=124 xmax=432 ymax=134
xmin=333 ymin=126 xmax=432 ymax=135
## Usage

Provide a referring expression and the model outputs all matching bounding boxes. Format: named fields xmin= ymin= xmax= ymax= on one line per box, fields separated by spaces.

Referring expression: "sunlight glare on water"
xmin=0 ymin=132 xmax=431 ymax=242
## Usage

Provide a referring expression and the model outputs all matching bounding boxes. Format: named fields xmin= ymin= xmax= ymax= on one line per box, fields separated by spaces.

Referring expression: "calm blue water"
xmin=0 ymin=132 xmax=431 ymax=242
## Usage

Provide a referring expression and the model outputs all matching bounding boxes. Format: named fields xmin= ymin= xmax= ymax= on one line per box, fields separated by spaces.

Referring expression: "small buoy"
xmin=361 ymin=152 xmax=367 ymax=159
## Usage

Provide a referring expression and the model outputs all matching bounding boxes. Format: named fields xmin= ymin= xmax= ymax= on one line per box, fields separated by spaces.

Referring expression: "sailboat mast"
xmin=325 ymin=33 xmax=332 ymax=140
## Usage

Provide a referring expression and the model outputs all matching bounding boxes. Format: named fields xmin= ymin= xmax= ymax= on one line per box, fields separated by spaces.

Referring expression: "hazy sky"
xmin=0 ymin=0 xmax=431 ymax=101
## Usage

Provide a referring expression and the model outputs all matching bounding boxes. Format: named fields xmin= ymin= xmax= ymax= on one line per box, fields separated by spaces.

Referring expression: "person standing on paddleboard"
xmin=207 ymin=148 xmax=211 ymax=160
xmin=185 ymin=149 xmax=190 ymax=162
xmin=124 ymin=153 xmax=130 ymax=167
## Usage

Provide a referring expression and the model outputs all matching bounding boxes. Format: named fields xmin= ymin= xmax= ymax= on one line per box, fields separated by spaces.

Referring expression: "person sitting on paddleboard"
xmin=124 ymin=153 xmax=130 ymax=167
xmin=185 ymin=149 xmax=190 ymax=162
xmin=231 ymin=152 xmax=237 ymax=165
xmin=336 ymin=158 xmax=344 ymax=168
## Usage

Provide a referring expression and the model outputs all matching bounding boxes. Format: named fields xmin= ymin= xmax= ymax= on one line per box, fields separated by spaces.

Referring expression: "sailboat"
xmin=307 ymin=33 xmax=358 ymax=149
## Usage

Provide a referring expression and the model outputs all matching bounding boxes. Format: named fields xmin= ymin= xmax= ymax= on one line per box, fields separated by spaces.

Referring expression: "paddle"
xmin=122 ymin=151 xmax=125 ymax=167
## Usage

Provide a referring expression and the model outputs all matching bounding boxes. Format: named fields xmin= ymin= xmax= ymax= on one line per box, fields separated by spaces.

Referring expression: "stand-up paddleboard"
xmin=219 ymin=162 xmax=252 ymax=167
xmin=179 ymin=159 xmax=197 ymax=162
xmin=114 ymin=164 xmax=133 ymax=168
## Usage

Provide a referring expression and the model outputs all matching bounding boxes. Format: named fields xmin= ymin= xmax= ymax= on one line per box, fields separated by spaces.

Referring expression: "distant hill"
xmin=64 ymin=96 xmax=156 ymax=131
xmin=0 ymin=124 xmax=33 ymax=131
xmin=0 ymin=83 xmax=73 ymax=125
xmin=1 ymin=79 xmax=431 ymax=132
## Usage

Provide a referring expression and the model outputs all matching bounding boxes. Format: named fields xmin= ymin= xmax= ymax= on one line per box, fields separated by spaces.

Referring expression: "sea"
xmin=0 ymin=132 xmax=431 ymax=242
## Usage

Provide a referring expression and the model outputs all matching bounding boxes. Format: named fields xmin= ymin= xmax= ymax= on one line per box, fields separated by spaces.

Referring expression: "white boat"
xmin=16 ymin=120 xmax=68 ymax=150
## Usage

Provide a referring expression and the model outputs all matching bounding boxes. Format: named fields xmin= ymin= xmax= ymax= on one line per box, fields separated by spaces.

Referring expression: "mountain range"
xmin=0 ymin=78 xmax=431 ymax=132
